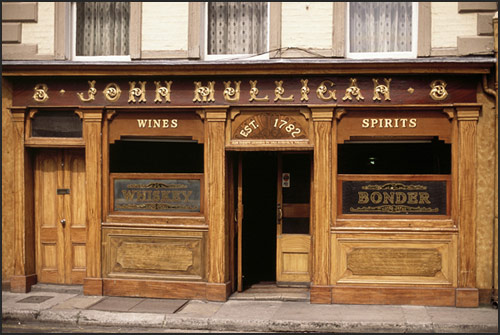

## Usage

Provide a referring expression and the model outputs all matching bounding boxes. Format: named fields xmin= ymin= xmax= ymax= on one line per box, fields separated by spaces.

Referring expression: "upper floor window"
xmin=72 ymin=2 xmax=130 ymax=60
xmin=205 ymin=2 xmax=269 ymax=60
xmin=347 ymin=2 xmax=418 ymax=59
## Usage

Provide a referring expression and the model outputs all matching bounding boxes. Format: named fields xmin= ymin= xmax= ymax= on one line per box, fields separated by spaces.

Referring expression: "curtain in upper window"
xmin=208 ymin=2 xmax=268 ymax=55
xmin=76 ymin=2 xmax=130 ymax=56
xmin=349 ymin=2 xmax=412 ymax=53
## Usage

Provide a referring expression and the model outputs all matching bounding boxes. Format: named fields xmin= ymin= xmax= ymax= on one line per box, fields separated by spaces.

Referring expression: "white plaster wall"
xmin=21 ymin=2 xmax=54 ymax=55
xmin=142 ymin=2 xmax=189 ymax=51
xmin=431 ymin=2 xmax=477 ymax=48
xmin=281 ymin=2 xmax=332 ymax=49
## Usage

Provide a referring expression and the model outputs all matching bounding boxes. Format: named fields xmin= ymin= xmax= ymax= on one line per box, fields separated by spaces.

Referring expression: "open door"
xmin=236 ymin=153 xmax=243 ymax=292
xmin=276 ymin=153 xmax=312 ymax=285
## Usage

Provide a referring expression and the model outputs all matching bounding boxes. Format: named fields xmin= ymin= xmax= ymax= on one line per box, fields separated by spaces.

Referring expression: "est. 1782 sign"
xmin=341 ymin=180 xmax=448 ymax=216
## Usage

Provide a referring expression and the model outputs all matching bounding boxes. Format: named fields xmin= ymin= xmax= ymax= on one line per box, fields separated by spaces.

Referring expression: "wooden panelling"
xmin=332 ymin=286 xmax=456 ymax=306
xmin=331 ymin=232 xmax=457 ymax=286
xmin=206 ymin=282 xmax=231 ymax=302
xmin=83 ymin=277 xmax=103 ymax=296
xmin=310 ymin=285 xmax=332 ymax=304
xmin=277 ymin=235 xmax=311 ymax=283
xmin=456 ymin=288 xmax=479 ymax=307
xmin=103 ymin=278 xmax=206 ymax=300
xmin=103 ymin=228 xmax=206 ymax=280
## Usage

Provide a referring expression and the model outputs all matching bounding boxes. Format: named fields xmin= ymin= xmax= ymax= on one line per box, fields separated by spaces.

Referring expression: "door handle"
xmin=60 ymin=219 xmax=66 ymax=227
xmin=277 ymin=204 xmax=282 ymax=222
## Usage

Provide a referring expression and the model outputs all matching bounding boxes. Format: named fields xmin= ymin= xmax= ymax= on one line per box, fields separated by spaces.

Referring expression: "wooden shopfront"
xmin=3 ymin=60 xmax=491 ymax=307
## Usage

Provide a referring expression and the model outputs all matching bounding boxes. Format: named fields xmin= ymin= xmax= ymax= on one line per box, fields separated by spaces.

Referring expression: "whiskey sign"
xmin=341 ymin=180 xmax=447 ymax=215
xmin=113 ymin=175 xmax=202 ymax=213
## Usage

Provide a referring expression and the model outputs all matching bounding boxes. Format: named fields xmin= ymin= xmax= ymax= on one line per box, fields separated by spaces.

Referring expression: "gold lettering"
xmin=409 ymin=118 xmax=417 ymax=128
xmin=370 ymin=192 xmax=383 ymax=204
xmin=182 ymin=191 xmax=193 ymax=202
xmin=358 ymin=192 xmax=369 ymax=204
xmin=161 ymin=191 xmax=172 ymax=201
xmin=153 ymin=119 xmax=161 ymax=128
xmin=171 ymin=119 xmax=178 ymax=128
xmin=137 ymin=119 xmax=148 ymax=128
xmin=384 ymin=119 xmax=393 ymax=128
xmin=362 ymin=119 xmax=369 ymax=128
xmin=395 ymin=192 xmax=407 ymax=204
xmin=136 ymin=191 xmax=147 ymax=201
xmin=152 ymin=191 xmax=160 ymax=202
xmin=383 ymin=192 xmax=395 ymax=204
xmin=163 ymin=119 xmax=169 ymax=128
xmin=407 ymin=192 xmax=418 ymax=204
xmin=172 ymin=191 xmax=182 ymax=202
xmin=122 ymin=190 xmax=137 ymax=201
xmin=419 ymin=192 xmax=431 ymax=204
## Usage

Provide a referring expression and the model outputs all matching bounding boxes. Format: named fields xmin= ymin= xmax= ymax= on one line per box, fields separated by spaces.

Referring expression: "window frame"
xmin=70 ymin=2 xmax=132 ymax=61
xmin=203 ymin=1 xmax=271 ymax=61
xmin=345 ymin=2 xmax=419 ymax=59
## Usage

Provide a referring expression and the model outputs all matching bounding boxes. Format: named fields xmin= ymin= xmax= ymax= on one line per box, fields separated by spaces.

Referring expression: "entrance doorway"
xmin=235 ymin=151 xmax=312 ymax=291
xmin=34 ymin=149 xmax=87 ymax=284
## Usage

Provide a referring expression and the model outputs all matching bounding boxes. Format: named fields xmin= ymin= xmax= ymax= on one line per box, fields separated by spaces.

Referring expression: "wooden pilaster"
xmin=310 ymin=107 xmax=333 ymax=304
xmin=455 ymin=104 xmax=480 ymax=307
xmin=82 ymin=110 xmax=103 ymax=296
xmin=10 ymin=108 xmax=36 ymax=292
xmin=204 ymin=108 xmax=230 ymax=301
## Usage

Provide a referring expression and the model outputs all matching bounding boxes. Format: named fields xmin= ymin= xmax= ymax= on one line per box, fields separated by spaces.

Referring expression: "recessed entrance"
xmin=234 ymin=151 xmax=312 ymax=292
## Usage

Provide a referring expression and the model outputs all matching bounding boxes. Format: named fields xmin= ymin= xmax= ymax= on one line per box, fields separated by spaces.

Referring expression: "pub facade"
xmin=2 ymin=2 xmax=498 ymax=308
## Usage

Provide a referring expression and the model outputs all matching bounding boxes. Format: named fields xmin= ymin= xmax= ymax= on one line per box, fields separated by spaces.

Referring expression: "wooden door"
xmin=236 ymin=153 xmax=244 ymax=291
xmin=35 ymin=149 xmax=86 ymax=284
xmin=276 ymin=153 xmax=312 ymax=285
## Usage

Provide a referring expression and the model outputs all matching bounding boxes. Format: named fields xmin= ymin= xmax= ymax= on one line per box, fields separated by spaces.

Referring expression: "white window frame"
xmin=203 ymin=2 xmax=270 ymax=61
xmin=71 ymin=2 xmax=131 ymax=61
xmin=346 ymin=2 xmax=418 ymax=59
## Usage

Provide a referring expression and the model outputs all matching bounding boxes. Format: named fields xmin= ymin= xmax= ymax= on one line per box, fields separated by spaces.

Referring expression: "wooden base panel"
xmin=332 ymin=286 xmax=456 ymax=307
xmin=83 ymin=278 xmax=103 ymax=296
xmin=478 ymin=288 xmax=497 ymax=305
xmin=10 ymin=274 xmax=37 ymax=293
xmin=310 ymin=285 xmax=332 ymax=304
xmin=103 ymin=278 xmax=207 ymax=300
xmin=206 ymin=282 xmax=231 ymax=302
xmin=2 ymin=280 xmax=11 ymax=291
xmin=456 ymin=288 xmax=479 ymax=307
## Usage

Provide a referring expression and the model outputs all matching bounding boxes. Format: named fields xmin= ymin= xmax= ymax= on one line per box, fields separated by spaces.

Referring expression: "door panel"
xmin=35 ymin=149 xmax=86 ymax=284
xmin=276 ymin=153 xmax=312 ymax=285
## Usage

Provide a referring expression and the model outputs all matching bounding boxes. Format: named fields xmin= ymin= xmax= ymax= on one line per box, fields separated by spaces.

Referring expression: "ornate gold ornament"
xmin=372 ymin=78 xmax=391 ymax=101
xmin=342 ymin=78 xmax=364 ymax=101
xmin=128 ymin=81 xmax=147 ymax=103
xmin=193 ymin=81 xmax=215 ymax=102
xmin=103 ymin=83 xmax=121 ymax=102
xmin=429 ymin=80 xmax=448 ymax=101
xmin=300 ymin=79 xmax=310 ymax=102
xmin=407 ymin=87 xmax=415 ymax=94
xmin=154 ymin=81 xmax=172 ymax=103
xmin=77 ymin=80 xmax=97 ymax=102
xmin=33 ymin=84 xmax=49 ymax=102
xmin=274 ymin=80 xmax=294 ymax=102
xmin=316 ymin=80 xmax=337 ymax=101
xmin=223 ymin=81 xmax=241 ymax=102
xmin=249 ymin=80 xmax=269 ymax=102
xmin=59 ymin=89 xmax=66 ymax=95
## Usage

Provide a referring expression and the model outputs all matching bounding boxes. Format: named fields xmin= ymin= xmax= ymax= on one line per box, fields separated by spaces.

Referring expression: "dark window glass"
xmin=109 ymin=140 xmax=204 ymax=173
xmin=338 ymin=138 xmax=451 ymax=174
xmin=31 ymin=111 xmax=83 ymax=138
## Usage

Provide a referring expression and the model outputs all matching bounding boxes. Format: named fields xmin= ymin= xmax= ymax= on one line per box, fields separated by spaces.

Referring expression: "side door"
xmin=276 ymin=153 xmax=312 ymax=285
xmin=35 ymin=149 xmax=86 ymax=284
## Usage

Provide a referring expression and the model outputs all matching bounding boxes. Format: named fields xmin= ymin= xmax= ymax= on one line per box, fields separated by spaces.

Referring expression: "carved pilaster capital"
xmin=454 ymin=104 xmax=481 ymax=121
xmin=81 ymin=109 xmax=104 ymax=122
xmin=309 ymin=106 xmax=334 ymax=122
xmin=200 ymin=106 xmax=229 ymax=122
xmin=10 ymin=107 xmax=26 ymax=123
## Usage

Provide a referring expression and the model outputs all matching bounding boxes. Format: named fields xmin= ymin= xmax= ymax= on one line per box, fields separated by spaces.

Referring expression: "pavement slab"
xmin=87 ymin=296 xmax=145 ymax=312
xmin=2 ymin=291 xmax=78 ymax=311
xmin=51 ymin=295 xmax=105 ymax=310
xmin=174 ymin=300 xmax=223 ymax=318
xmin=213 ymin=300 xmax=282 ymax=320
xmin=129 ymin=298 xmax=187 ymax=314
xmin=78 ymin=310 xmax=165 ymax=328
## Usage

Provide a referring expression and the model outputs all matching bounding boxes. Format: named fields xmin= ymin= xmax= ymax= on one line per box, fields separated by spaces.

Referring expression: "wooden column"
xmin=82 ymin=110 xmax=103 ymax=296
xmin=310 ymin=107 xmax=333 ymax=304
xmin=10 ymin=108 xmax=36 ymax=292
xmin=455 ymin=105 xmax=480 ymax=307
xmin=204 ymin=108 xmax=230 ymax=301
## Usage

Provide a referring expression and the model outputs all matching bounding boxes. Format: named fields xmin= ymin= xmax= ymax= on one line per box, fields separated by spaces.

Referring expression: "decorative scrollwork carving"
xmin=154 ymin=81 xmax=172 ymax=103
xmin=223 ymin=81 xmax=241 ymax=102
xmin=33 ymin=84 xmax=49 ymax=102
xmin=300 ymin=79 xmax=310 ymax=102
xmin=342 ymin=78 xmax=364 ymax=101
xmin=274 ymin=80 xmax=294 ymax=102
xmin=249 ymin=80 xmax=269 ymax=102
xmin=77 ymin=80 xmax=97 ymax=102
xmin=103 ymin=83 xmax=121 ymax=102
xmin=193 ymin=81 xmax=215 ymax=102
xmin=429 ymin=80 xmax=448 ymax=101
xmin=316 ymin=80 xmax=337 ymax=101
xmin=128 ymin=81 xmax=147 ymax=103
xmin=373 ymin=78 xmax=391 ymax=101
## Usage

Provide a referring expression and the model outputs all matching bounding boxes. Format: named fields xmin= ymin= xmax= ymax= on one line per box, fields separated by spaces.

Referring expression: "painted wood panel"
xmin=103 ymin=228 xmax=206 ymax=281
xmin=331 ymin=232 xmax=457 ymax=286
